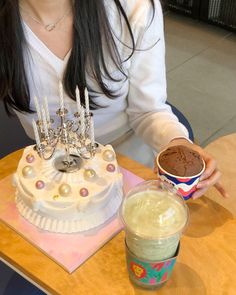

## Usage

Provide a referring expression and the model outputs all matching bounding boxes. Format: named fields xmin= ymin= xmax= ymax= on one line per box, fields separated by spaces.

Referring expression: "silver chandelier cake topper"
xmin=32 ymin=82 xmax=96 ymax=173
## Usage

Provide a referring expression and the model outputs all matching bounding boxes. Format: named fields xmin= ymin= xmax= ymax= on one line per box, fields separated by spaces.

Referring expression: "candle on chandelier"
xmin=84 ymin=88 xmax=90 ymax=115
xmin=80 ymin=107 xmax=86 ymax=137
xmin=33 ymin=96 xmax=42 ymax=121
xmin=90 ymin=116 xmax=95 ymax=146
xmin=59 ymin=81 xmax=64 ymax=110
xmin=32 ymin=119 xmax=41 ymax=146
xmin=76 ymin=86 xmax=81 ymax=114
xmin=43 ymin=96 xmax=50 ymax=123
xmin=41 ymin=108 xmax=49 ymax=138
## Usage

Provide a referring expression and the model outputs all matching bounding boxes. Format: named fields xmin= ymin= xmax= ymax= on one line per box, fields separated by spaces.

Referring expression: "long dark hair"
xmin=0 ymin=0 xmax=155 ymax=115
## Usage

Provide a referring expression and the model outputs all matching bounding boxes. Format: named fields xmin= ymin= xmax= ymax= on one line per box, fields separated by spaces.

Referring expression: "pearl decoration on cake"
xmin=106 ymin=164 xmax=116 ymax=172
xmin=35 ymin=180 xmax=45 ymax=190
xmin=80 ymin=188 xmax=89 ymax=197
xmin=59 ymin=184 xmax=71 ymax=197
xmin=102 ymin=150 xmax=115 ymax=162
xmin=84 ymin=169 xmax=96 ymax=181
xmin=22 ymin=166 xmax=35 ymax=178
xmin=26 ymin=154 xmax=35 ymax=163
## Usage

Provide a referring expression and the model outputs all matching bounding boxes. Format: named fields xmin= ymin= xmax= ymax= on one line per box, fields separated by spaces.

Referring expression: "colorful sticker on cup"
xmin=128 ymin=256 xmax=176 ymax=285
xmin=158 ymin=167 xmax=200 ymax=200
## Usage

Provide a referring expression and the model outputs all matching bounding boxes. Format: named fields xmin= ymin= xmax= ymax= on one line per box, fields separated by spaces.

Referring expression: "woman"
xmin=0 ymin=0 xmax=227 ymax=199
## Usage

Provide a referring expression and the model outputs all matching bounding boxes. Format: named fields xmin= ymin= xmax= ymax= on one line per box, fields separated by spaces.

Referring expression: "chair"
xmin=0 ymin=101 xmax=34 ymax=159
xmin=167 ymin=102 xmax=194 ymax=142
xmin=0 ymin=261 xmax=45 ymax=295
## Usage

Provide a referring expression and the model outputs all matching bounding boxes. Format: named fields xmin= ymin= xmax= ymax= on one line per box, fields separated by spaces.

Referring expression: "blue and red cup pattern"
xmin=158 ymin=167 xmax=201 ymax=200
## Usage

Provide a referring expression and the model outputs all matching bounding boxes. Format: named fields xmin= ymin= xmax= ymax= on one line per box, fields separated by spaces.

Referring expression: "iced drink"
xmin=121 ymin=180 xmax=189 ymax=288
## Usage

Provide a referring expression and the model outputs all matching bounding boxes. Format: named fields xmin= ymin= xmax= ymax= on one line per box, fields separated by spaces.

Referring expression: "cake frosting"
xmin=13 ymin=143 xmax=123 ymax=233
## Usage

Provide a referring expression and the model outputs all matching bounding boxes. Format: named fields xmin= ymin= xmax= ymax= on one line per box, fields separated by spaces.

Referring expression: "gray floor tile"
xmin=166 ymin=30 xmax=236 ymax=145
xmin=165 ymin=13 xmax=230 ymax=72
xmin=202 ymin=115 xmax=236 ymax=147
xmin=167 ymin=78 xmax=236 ymax=144
xmin=167 ymin=34 xmax=236 ymax=102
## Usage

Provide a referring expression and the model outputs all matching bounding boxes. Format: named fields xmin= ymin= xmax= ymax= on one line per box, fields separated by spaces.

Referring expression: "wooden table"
xmin=0 ymin=134 xmax=236 ymax=295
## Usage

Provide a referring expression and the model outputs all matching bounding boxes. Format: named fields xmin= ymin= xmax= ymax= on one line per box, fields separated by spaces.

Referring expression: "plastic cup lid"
xmin=121 ymin=188 xmax=189 ymax=240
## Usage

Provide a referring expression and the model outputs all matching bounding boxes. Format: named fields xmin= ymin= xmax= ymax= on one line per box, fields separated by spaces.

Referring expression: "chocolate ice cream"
xmin=158 ymin=145 xmax=204 ymax=177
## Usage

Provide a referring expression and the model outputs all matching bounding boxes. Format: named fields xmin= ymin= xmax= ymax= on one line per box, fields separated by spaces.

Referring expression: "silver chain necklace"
xmin=20 ymin=6 xmax=71 ymax=32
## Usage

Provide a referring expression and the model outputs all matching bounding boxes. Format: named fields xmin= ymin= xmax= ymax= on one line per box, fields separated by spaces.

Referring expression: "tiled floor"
xmin=165 ymin=12 xmax=236 ymax=147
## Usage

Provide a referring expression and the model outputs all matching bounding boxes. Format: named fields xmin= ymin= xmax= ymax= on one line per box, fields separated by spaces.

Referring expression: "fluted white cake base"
xmin=15 ymin=185 xmax=123 ymax=233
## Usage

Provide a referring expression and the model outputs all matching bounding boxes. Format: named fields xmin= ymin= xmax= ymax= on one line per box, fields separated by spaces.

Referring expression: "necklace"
xmin=20 ymin=6 xmax=71 ymax=32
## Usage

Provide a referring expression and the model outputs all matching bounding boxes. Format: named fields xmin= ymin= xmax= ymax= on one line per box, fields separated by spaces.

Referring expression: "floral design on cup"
xmin=130 ymin=262 xmax=147 ymax=279
xmin=126 ymin=244 xmax=179 ymax=287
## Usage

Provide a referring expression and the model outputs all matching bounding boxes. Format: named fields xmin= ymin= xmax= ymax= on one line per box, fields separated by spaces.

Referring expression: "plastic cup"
xmin=120 ymin=180 xmax=189 ymax=289
xmin=156 ymin=151 xmax=205 ymax=200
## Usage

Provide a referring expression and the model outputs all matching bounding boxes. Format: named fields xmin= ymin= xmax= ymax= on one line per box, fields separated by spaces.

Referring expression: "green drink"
xmin=121 ymin=180 xmax=189 ymax=288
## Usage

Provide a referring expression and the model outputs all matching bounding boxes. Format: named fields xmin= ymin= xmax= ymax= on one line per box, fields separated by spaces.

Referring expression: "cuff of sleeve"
xmin=169 ymin=136 xmax=193 ymax=144
xmin=158 ymin=123 xmax=190 ymax=150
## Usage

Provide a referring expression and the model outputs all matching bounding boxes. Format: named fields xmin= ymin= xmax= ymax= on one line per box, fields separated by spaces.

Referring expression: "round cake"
xmin=13 ymin=143 xmax=123 ymax=233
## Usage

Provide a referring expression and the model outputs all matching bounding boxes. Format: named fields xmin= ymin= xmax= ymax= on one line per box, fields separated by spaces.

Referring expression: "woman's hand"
xmin=161 ymin=138 xmax=229 ymax=200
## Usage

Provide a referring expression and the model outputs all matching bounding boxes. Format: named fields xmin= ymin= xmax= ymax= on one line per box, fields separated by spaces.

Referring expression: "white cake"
xmin=13 ymin=143 xmax=123 ymax=233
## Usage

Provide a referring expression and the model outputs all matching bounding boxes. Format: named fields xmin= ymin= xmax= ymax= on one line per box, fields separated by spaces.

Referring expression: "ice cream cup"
xmin=120 ymin=180 xmax=189 ymax=289
xmin=156 ymin=151 xmax=205 ymax=201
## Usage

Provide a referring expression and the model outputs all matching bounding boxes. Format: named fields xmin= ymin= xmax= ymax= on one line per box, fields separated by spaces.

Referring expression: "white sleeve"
xmin=126 ymin=0 xmax=189 ymax=151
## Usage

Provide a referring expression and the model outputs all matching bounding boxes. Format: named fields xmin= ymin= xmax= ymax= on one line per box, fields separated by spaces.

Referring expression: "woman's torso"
xmin=16 ymin=1 xmax=138 ymax=144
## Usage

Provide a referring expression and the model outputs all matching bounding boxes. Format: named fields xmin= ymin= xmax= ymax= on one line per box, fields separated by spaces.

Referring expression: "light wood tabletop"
xmin=0 ymin=134 xmax=236 ymax=295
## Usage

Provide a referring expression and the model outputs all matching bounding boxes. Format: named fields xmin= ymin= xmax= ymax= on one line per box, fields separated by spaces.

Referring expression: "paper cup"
xmin=156 ymin=152 xmax=205 ymax=201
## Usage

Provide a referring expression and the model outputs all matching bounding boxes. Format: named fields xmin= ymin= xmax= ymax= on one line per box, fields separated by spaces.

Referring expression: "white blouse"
xmin=15 ymin=0 xmax=188 ymax=151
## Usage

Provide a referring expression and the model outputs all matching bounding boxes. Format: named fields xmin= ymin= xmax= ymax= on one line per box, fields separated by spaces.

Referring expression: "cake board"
xmin=0 ymin=168 xmax=143 ymax=273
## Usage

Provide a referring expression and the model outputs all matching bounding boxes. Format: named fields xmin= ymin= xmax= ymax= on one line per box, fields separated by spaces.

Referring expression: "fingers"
xmin=214 ymin=182 xmax=229 ymax=198
xmin=192 ymin=187 xmax=208 ymax=200
xmin=195 ymin=169 xmax=229 ymax=199
xmin=197 ymin=154 xmax=229 ymax=198
xmin=197 ymin=169 xmax=221 ymax=189
xmin=200 ymin=156 xmax=217 ymax=181
xmin=153 ymin=165 xmax=158 ymax=174
xmin=193 ymin=181 xmax=229 ymax=200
